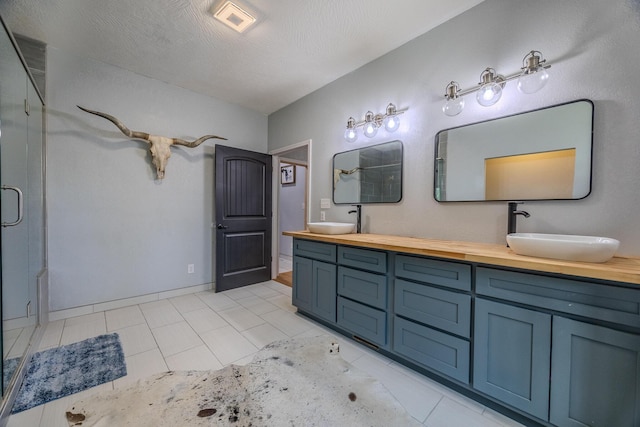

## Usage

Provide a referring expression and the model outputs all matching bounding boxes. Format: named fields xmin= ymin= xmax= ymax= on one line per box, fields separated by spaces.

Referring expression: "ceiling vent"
xmin=212 ymin=1 xmax=257 ymax=33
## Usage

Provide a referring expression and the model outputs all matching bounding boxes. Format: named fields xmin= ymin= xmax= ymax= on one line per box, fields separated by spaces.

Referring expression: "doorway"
xmin=270 ymin=141 xmax=311 ymax=287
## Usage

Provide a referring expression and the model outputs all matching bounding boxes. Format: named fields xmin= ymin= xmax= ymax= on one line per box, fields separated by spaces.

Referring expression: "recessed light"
xmin=212 ymin=1 xmax=257 ymax=33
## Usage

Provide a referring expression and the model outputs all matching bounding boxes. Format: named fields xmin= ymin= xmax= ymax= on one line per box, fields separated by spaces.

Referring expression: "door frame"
xmin=269 ymin=139 xmax=312 ymax=278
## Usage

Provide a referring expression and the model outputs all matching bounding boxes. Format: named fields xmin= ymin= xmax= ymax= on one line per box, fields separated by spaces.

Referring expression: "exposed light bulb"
xmin=344 ymin=117 xmax=358 ymax=142
xmin=475 ymin=68 xmax=504 ymax=107
xmin=443 ymin=82 xmax=464 ymax=116
xmin=517 ymin=67 xmax=549 ymax=94
xmin=344 ymin=127 xmax=358 ymax=143
xmin=443 ymin=97 xmax=465 ymax=116
xmin=363 ymin=121 xmax=378 ymax=138
xmin=384 ymin=115 xmax=400 ymax=132
xmin=383 ymin=103 xmax=401 ymax=132
xmin=518 ymin=50 xmax=550 ymax=94
xmin=476 ymin=82 xmax=502 ymax=107
xmin=363 ymin=111 xmax=378 ymax=138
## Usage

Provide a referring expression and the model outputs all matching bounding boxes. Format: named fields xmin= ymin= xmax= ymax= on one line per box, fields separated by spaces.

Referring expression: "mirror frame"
xmin=333 ymin=140 xmax=404 ymax=205
xmin=433 ymin=99 xmax=594 ymax=202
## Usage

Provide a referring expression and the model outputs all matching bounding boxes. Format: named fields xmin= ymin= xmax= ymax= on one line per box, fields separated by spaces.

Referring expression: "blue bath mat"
xmin=11 ymin=333 xmax=127 ymax=414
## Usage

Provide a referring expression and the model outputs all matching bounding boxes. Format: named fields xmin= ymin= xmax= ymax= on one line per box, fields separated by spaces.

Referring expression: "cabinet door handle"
xmin=1 ymin=185 xmax=24 ymax=227
xmin=216 ymin=224 xmax=228 ymax=229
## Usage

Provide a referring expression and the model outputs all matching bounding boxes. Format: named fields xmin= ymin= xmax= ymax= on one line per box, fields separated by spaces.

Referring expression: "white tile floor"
xmin=7 ymin=281 xmax=526 ymax=427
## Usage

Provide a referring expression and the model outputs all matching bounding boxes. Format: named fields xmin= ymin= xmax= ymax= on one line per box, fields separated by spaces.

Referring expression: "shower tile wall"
xmin=359 ymin=145 xmax=402 ymax=203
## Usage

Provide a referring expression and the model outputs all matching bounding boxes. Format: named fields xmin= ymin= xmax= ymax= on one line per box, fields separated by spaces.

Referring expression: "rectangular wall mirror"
xmin=434 ymin=99 xmax=593 ymax=202
xmin=333 ymin=140 xmax=403 ymax=204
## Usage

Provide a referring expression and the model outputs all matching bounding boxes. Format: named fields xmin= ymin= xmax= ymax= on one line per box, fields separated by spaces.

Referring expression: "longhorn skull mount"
xmin=77 ymin=105 xmax=227 ymax=179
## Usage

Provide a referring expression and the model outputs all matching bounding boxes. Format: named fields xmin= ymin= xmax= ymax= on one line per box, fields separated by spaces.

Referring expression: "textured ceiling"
xmin=0 ymin=0 xmax=484 ymax=114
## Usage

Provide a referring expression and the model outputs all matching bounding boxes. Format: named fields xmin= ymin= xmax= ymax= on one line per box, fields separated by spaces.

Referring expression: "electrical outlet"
xmin=188 ymin=264 xmax=195 ymax=274
xmin=320 ymin=211 xmax=326 ymax=221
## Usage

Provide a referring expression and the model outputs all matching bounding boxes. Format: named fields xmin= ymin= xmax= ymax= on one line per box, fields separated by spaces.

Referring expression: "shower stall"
xmin=0 ymin=16 xmax=46 ymax=417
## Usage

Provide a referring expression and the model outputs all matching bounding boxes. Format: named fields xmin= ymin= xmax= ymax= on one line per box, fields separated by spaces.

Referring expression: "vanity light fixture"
xmin=343 ymin=103 xmax=407 ymax=142
xmin=442 ymin=50 xmax=551 ymax=116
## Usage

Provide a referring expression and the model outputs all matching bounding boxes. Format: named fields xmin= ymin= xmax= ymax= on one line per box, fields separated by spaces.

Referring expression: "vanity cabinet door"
xmin=292 ymin=256 xmax=313 ymax=312
xmin=292 ymin=256 xmax=337 ymax=322
xmin=550 ymin=317 xmax=640 ymax=427
xmin=312 ymin=261 xmax=337 ymax=322
xmin=473 ymin=298 xmax=551 ymax=420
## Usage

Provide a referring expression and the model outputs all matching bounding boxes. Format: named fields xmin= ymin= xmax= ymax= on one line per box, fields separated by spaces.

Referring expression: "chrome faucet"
xmin=348 ymin=204 xmax=362 ymax=234
xmin=507 ymin=201 xmax=530 ymax=244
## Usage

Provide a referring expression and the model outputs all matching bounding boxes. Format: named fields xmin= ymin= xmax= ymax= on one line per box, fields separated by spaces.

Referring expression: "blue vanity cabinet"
xmin=392 ymin=255 xmax=472 ymax=383
xmin=336 ymin=246 xmax=389 ymax=347
xmin=550 ymin=317 xmax=640 ymax=427
xmin=289 ymin=234 xmax=640 ymax=427
xmin=473 ymin=298 xmax=551 ymax=420
xmin=476 ymin=267 xmax=640 ymax=426
xmin=292 ymin=239 xmax=337 ymax=323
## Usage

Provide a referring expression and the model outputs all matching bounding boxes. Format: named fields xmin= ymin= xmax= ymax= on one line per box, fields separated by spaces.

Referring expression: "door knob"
xmin=216 ymin=224 xmax=228 ymax=229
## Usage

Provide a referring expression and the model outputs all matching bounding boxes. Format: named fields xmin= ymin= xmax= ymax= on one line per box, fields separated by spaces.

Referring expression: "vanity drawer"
xmin=395 ymin=279 xmax=471 ymax=338
xmin=395 ymin=255 xmax=471 ymax=291
xmin=338 ymin=246 xmax=387 ymax=273
xmin=338 ymin=297 xmax=387 ymax=346
xmin=293 ymin=239 xmax=336 ymax=263
xmin=393 ymin=316 xmax=470 ymax=384
xmin=476 ymin=267 xmax=640 ymax=328
xmin=338 ymin=266 xmax=387 ymax=310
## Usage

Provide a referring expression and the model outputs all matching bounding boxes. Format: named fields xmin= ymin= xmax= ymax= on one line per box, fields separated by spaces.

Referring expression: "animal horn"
xmin=171 ymin=135 xmax=227 ymax=148
xmin=77 ymin=105 xmax=150 ymax=141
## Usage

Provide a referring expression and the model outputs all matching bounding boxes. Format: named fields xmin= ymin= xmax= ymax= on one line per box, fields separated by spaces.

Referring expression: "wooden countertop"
xmin=283 ymin=231 xmax=640 ymax=285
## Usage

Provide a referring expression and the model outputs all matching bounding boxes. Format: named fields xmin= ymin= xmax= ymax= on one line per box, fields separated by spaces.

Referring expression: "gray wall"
xmin=268 ymin=0 xmax=640 ymax=255
xmin=279 ymin=164 xmax=306 ymax=257
xmin=47 ymin=47 xmax=267 ymax=311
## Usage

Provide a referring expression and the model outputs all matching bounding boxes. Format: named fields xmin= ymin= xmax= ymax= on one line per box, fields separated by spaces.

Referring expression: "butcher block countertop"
xmin=283 ymin=231 xmax=640 ymax=286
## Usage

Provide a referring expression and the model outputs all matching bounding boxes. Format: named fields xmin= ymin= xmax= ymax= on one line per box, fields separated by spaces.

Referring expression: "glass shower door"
xmin=0 ymin=21 xmax=41 ymax=397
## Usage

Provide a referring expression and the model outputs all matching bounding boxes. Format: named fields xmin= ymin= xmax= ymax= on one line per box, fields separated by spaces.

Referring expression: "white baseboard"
xmin=49 ymin=283 xmax=213 ymax=321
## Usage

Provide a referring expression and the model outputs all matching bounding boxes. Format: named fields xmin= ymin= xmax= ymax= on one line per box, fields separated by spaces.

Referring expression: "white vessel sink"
xmin=307 ymin=222 xmax=355 ymax=235
xmin=506 ymin=233 xmax=620 ymax=263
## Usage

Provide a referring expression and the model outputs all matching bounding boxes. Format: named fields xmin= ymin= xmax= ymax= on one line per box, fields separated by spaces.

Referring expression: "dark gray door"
xmin=215 ymin=145 xmax=272 ymax=292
